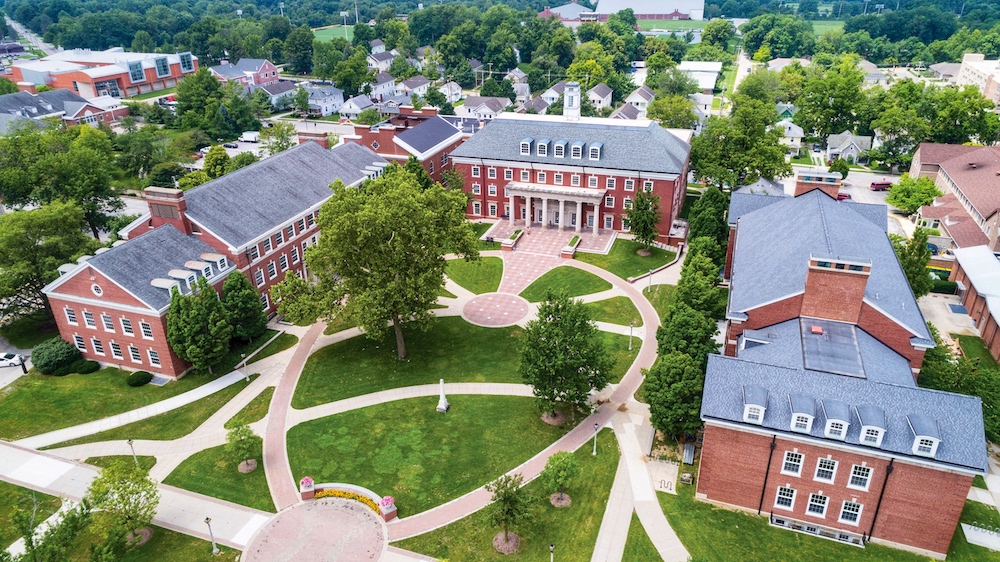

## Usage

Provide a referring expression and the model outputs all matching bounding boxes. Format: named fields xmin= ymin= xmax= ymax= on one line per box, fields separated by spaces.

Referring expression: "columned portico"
xmin=576 ymin=201 xmax=582 ymax=233
xmin=558 ymin=200 xmax=566 ymax=231
xmin=505 ymin=181 xmax=606 ymax=234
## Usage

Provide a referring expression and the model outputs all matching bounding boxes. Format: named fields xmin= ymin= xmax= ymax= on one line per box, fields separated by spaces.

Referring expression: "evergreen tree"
xmin=167 ymin=277 xmax=233 ymax=374
xmin=222 ymin=272 xmax=268 ymax=343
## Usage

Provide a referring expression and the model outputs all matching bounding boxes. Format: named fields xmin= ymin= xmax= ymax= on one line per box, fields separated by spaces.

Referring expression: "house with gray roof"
xmin=395 ymin=75 xmax=430 ymax=97
xmin=367 ymin=50 xmax=397 ymax=73
xmin=261 ymin=80 xmax=297 ymax=109
xmin=208 ymin=58 xmax=279 ymax=92
xmin=587 ymin=83 xmax=613 ymax=109
xmin=457 ymin=96 xmax=511 ymax=119
xmin=0 ymin=88 xmax=126 ymax=128
xmin=304 ymin=85 xmax=344 ymax=116
xmin=826 ymin=130 xmax=873 ymax=163
xmin=341 ymin=95 xmax=375 ymax=120
xmin=624 ymin=85 xmax=654 ymax=117
xmin=541 ymin=81 xmax=567 ymax=105
xmin=519 ymin=96 xmax=550 ymax=114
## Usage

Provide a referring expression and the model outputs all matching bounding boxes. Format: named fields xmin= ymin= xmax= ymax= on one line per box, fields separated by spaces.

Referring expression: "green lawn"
xmin=394 ymin=428 xmax=619 ymax=559
xmin=679 ymin=191 xmax=699 ymax=220
xmin=520 ymin=266 xmax=612 ymax=302
xmin=720 ymin=66 xmax=736 ymax=93
xmin=602 ymin=331 xmax=640 ymax=384
xmin=438 ymin=286 xmax=458 ymax=298
xmin=470 ymin=222 xmax=502 ymax=251
xmin=622 ymin=512 xmax=659 ymax=560
xmin=163 ymin=436 xmax=275 ymax=512
xmin=294 ymin=317 xmax=524 ymax=408
xmin=66 ymin=524 xmax=239 ymax=562
xmin=950 ymin=500 xmax=1000 ymax=561
xmin=446 ymin=257 xmax=503 ymax=294
xmin=811 ymin=20 xmax=845 ymax=37
xmin=46 ymin=375 xmax=260 ymax=448
xmin=323 ymin=313 xmax=358 ymax=334
xmin=0 ymin=481 xmax=62 ymax=548
xmin=0 ymin=368 xmax=224 ymax=441
xmin=974 ymin=475 xmax=989 ymax=489
xmin=248 ymin=333 xmax=299 ymax=364
xmin=126 ymin=86 xmax=176 ymax=101
xmin=645 ymin=284 xmax=676 ymax=319
xmin=1 ymin=311 xmax=59 ymax=349
xmin=583 ymin=297 xmax=643 ymax=327
xmin=226 ymin=386 xmax=274 ymax=429
xmin=954 ymin=334 xmax=999 ymax=369
xmin=312 ymin=24 xmax=354 ymax=42
xmin=575 ymin=239 xmax=676 ymax=280
xmin=85 ymin=455 xmax=157 ymax=472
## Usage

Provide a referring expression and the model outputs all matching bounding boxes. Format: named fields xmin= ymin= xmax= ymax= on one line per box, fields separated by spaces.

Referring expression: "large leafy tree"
xmin=272 ymin=165 xmax=477 ymax=360
xmin=645 ymin=351 xmax=705 ymax=438
xmin=656 ymin=301 xmax=719 ymax=368
xmin=625 ymin=189 xmax=661 ymax=249
xmin=687 ymin=186 xmax=728 ymax=245
xmin=701 ymin=19 xmax=735 ymax=49
xmin=794 ymin=55 xmax=865 ymax=139
xmin=260 ymin=121 xmax=297 ymax=155
xmin=167 ymin=277 xmax=233 ymax=374
xmin=221 ymin=272 xmax=268 ymax=343
xmin=893 ymin=227 xmax=934 ymax=299
xmin=202 ymin=145 xmax=230 ymax=179
xmin=541 ymin=451 xmax=580 ymax=502
xmin=647 ymin=95 xmax=698 ymax=129
xmin=0 ymin=202 xmax=98 ymax=321
xmin=175 ymin=68 xmax=222 ymax=122
xmin=867 ymin=106 xmax=930 ymax=170
xmin=0 ymin=77 xmax=17 ymax=95
xmin=284 ymin=25 xmax=315 ymax=74
xmin=333 ymin=50 xmax=374 ymax=97
xmin=519 ymin=290 xmax=612 ymax=415
xmin=85 ymin=459 xmax=159 ymax=537
xmin=691 ymin=96 xmax=790 ymax=189
xmin=886 ymin=173 xmax=942 ymax=215
xmin=740 ymin=14 xmax=816 ymax=58
xmin=675 ymin=252 xmax=727 ymax=320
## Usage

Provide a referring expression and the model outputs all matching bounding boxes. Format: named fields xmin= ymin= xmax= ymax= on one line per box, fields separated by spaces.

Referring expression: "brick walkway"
xmin=462 ymin=293 xmax=530 ymax=327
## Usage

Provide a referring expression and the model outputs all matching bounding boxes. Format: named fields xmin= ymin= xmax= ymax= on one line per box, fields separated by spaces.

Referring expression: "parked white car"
xmin=0 ymin=353 xmax=24 ymax=367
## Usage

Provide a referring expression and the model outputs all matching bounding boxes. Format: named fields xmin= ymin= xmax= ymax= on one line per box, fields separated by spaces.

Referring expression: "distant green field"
xmin=313 ymin=25 xmax=354 ymax=42
xmin=639 ymin=19 xmax=708 ymax=31
xmin=811 ymin=20 xmax=845 ymax=37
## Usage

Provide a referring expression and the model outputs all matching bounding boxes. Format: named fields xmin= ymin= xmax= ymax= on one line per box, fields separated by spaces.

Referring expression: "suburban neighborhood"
xmin=0 ymin=0 xmax=1000 ymax=560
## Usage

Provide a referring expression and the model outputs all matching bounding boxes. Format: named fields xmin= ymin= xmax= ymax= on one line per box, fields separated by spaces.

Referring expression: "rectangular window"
xmin=827 ymin=421 xmax=845 ymax=438
xmin=307 ymin=213 xmax=315 ymax=227
xmin=774 ymin=487 xmax=796 ymax=510
xmin=489 ymin=203 xmax=497 ymax=217
xmin=520 ymin=170 xmax=529 ymax=182
xmin=814 ymin=458 xmax=838 ymax=483
xmin=571 ymin=175 xmax=580 ymax=187
xmin=504 ymin=186 xmax=510 ymax=197
xmin=624 ymin=197 xmax=633 ymax=209
xmin=148 ymin=349 xmax=161 ymax=367
xmin=537 ymin=144 xmax=548 ymax=156
xmin=488 ymin=168 xmax=497 ymax=179
xmin=605 ymin=196 xmax=615 ymax=208
xmin=589 ymin=176 xmax=598 ymax=188
xmin=279 ymin=254 xmax=288 ymax=271
xmin=606 ymin=178 xmax=616 ymax=189
xmin=267 ymin=262 xmax=277 ymax=279
xmin=589 ymin=147 xmax=600 ymax=160
xmin=129 ymin=346 xmax=142 ymax=363
xmin=472 ymin=166 xmax=480 ymax=178
xmin=794 ymin=415 xmax=811 ymax=431
xmin=65 ymin=307 xmax=78 ymax=325
xmin=128 ymin=61 xmax=145 ymax=83
xmin=917 ymin=438 xmax=935 ymax=454
xmin=297 ymin=218 xmax=306 ymax=232
xmin=571 ymin=146 xmax=582 ymax=159
xmin=781 ymin=452 xmax=803 ymax=476
xmin=537 ymin=171 xmax=547 ymax=183
xmin=848 ymin=465 xmax=872 ymax=490
xmin=260 ymin=293 xmax=270 ymax=310
xmin=554 ymin=173 xmax=563 ymax=185
xmin=179 ymin=52 xmax=194 ymax=73
xmin=624 ymin=179 xmax=635 ymax=191
xmin=110 ymin=342 xmax=123 ymax=359
xmin=101 ymin=314 xmax=114 ymax=332
xmin=473 ymin=202 xmax=481 ymax=215
xmin=839 ymin=501 xmax=862 ymax=525
xmin=92 ymin=338 xmax=105 ymax=355
xmin=644 ymin=180 xmax=653 ymax=192
xmin=863 ymin=428 xmax=881 ymax=444
xmin=286 ymin=225 xmax=295 ymax=239
xmin=275 ymin=230 xmax=284 ymax=245
xmin=504 ymin=169 xmax=512 ymax=180
xmin=291 ymin=247 xmax=300 ymax=264
xmin=73 ymin=335 xmax=86 ymax=351
xmin=155 ymin=57 xmax=170 ymax=78
xmin=472 ymin=184 xmax=481 ymax=195
xmin=488 ymin=185 xmax=497 ymax=196
xmin=120 ymin=318 xmax=134 ymax=335
xmin=84 ymin=311 xmax=96 ymax=328
xmin=554 ymin=144 xmax=564 ymax=158
xmin=429 ymin=161 xmax=434 ymax=174
xmin=520 ymin=142 xmax=530 ymax=155
xmin=255 ymin=269 xmax=265 ymax=287
xmin=250 ymin=245 xmax=260 ymax=261
xmin=140 ymin=322 xmax=153 ymax=340
xmin=807 ymin=494 xmax=829 ymax=517
xmin=202 ymin=265 xmax=212 ymax=278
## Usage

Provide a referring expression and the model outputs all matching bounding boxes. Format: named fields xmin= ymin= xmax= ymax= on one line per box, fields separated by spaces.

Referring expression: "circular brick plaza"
xmin=242 ymin=498 xmax=386 ymax=562
xmin=462 ymin=293 xmax=530 ymax=327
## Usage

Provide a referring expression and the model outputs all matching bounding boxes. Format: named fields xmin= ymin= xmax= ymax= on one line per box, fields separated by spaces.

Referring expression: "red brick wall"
xmin=856 ymin=303 xmax=925 ymax=371
xmin=724 ymin=295 xmax=803 ymax=356
xmin=724 ymin=226 xmax=736 ymax=279
xmin=347 ymin=125 xmax=464 ymax=183
xmin=698 ymin=424 xmax=971 ymax=557
xmin=793 ymin=180 xmax=840 ymax=199
xmin=53 ymin=267 xmax=147 ymax=309
xmin=801 ymin=267 xmax=868 ymax=323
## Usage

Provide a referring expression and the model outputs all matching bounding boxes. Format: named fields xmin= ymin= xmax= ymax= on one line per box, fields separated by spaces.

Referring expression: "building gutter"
xmin=866 ymin=458 xmax=894 ymax=542
xmin=757 ymin=435 xmax=777 ymax=515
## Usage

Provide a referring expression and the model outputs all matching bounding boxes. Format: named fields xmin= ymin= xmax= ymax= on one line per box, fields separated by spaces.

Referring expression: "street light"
xmin=241 ymin=352 xmax=249 ymax=382
xmin=629 ymin=322 xmax=634 ymax=351
xmin=126 ymin=439 xmax=138 ymax=467
xmin=592 ymin=423 xmax=599 ymax=456
xmin=341 ymin=12 xmax=350 ymax=41
xmin=647 ymin=269 xmax=652 ymax=293
xmin=205 ymin=517 xmax=220 ymax=555
xmin=550 ymin=543 xmax=555 ymax=562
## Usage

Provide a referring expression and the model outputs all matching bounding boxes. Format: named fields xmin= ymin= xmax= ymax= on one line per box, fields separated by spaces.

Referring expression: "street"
xmin=4 ymin=17 xmax=58 ymax=56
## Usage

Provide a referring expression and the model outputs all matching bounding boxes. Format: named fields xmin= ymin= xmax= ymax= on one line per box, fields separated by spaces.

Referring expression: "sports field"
xmin=811 ymin=20 xmax=845 ymax=36
xmin=313 ymin=25 xmax=354 ymax=42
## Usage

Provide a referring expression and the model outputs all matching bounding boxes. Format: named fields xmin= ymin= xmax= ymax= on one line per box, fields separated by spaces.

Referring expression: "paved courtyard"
xmin=462 ymin=293 xmax=530 ymax=327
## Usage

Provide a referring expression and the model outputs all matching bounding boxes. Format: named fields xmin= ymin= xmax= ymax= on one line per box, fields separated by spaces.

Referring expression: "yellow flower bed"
xmin=314 ymin=488 xmax=381 ymax=514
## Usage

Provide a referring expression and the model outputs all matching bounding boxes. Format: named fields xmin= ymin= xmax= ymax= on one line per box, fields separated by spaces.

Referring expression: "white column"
xmin=575 ymin=200 xmax=582 ymax=233
xmin=525 ymin=197 xmax=532 ymax=225
xmin=542 ymin=198 xmax=549 ymax=228
xmin=559 ymin=199 xmax=566 ymax=231
xmin=592 ymin=199 xmax=599 ymax=235
xmin=509 ymin=193 xmax=515 ymax=226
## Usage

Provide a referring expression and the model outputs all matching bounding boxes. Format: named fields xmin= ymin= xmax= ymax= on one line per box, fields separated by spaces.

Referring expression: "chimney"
xmin=564 ymin=81 xmax=581 ymax=121
xmin=800 ymin=255 xmax=871 ymax=324
xmin=144 ymin=186 xmax=192 ymax=234
xmin=297 ymin=132 xmax=330 ymax=149
xmin=17 ymin=82 xmax=36 ymax=94
xmin=793 ymin=171 xmax=841 ymax=199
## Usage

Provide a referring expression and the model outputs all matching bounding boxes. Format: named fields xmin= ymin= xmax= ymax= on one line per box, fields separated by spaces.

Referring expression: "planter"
xmin=560 ymin=235 xmax=581 ymax=259
xmin=501 ymin=229 xmax=524 ymax=252
xmin=299 ymin=476 xmax=315 ymax=500
xmin=304 ymin=481 xmax=397 ymax=522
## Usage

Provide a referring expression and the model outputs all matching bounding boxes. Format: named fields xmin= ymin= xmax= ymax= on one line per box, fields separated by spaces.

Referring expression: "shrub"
xmin=33 ymin=337 xmax=81 ymax=375
xmin=73 ymin=360 xmax=100 ymax=374
xmin=931 ymin=280 xmax=958 ymax=295
xmin=127 ymin=371 xmax=153 ymax=387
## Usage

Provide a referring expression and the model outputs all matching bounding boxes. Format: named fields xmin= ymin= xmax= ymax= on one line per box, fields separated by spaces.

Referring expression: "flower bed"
xmin=300 ymin=477 xmax=397 ymax=521
xmin=314 ymin=489 xmax=381 ymax=514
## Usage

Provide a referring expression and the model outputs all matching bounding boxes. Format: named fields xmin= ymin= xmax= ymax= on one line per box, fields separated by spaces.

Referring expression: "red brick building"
xmin=0 ymin=88 xmax=129 ymax=129
xmin=208 ymin=58 xmax=279 ymax=93
xmin=950 ymin=245 xmax=1000 ymax=363
xmin=698 ymin=186 xmax=987 ymax=559
xmin=448 ymin=87 xmax=692 ymax=244
xmin=43 ymin=142 xmax=388 ymax=377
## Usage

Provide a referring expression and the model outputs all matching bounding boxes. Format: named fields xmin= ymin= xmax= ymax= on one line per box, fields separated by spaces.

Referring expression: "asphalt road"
xmin=4 ymin=17 xmax=58 ymax=56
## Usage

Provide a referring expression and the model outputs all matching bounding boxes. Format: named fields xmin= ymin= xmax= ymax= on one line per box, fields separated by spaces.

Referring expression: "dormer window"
xmin=186 ymin=274 xmax=196 ymax=289
xmin=856 ymin=405 xmax=886 ymax=448
xmin=791 ymin=414 xmax=813 ymax=434
xmin=217 ymin=257 xmax=227 ymax=270
xmin=537 ymin=143 xmax=548 ymax=156
xmin=907 ymin=413 xmax=941 ymax=458
xmin=914 ymin=437 xmax=938 ymax=457
xmin=743 ymin=385 xmax=768 ymax=425
xmin=520 ymin=138 xmax=533 ymax=155
xmin=554 ymin=141 xmax=566 ymax=158
xmin=744 ymin=405 xmax=763 ymax=424
xmin=589 ymin=142 xmax=603 ymax=160
xmin=861 ymin=427 xmax=884 ymax=447
xmin=788 ymin=393 xmax=815 ymax=434
xmin=202 ymin=266 xmax=212 ymax=278
xmin=824 ymin=420 xmax=848 ymax=440
xmin=571 ymin=144 xmax=583 ymax=159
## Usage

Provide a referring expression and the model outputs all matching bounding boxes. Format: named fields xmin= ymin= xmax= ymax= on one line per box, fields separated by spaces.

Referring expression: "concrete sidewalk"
xmin=591 ymin=456 xmax=633 ymax=562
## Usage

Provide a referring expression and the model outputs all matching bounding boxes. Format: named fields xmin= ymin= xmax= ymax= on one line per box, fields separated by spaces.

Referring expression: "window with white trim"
xmin=488 ymin=185 xmax=497 ymax=196
xmin=307 ymin=213 xmax=315 ymax=227
xmin=571 ymin=145 xmax=582 ymax=159
xmin=606 ymin=178 xmax=616 ymax=189
xmin=589 ymin=176 xmax=598 ymax=188
xmin=249 ymin=245 xmax=260 ymax=261
xmin=781 ymin=452 xmax=803 ymax=476
xmin=774 ymin=487 xmax=796 ymax=510
xmin=504 ymin=169 xmax=513 ymax=180
xmin=537 ymin=171 xmax=547 ymax=183
xmin=148 ymin=349 xmax=161 ymax=367
xmin=624 ymin=179 xmax=635 ymax=191
xmin=537 ymin=144 xmax=548 ymax=156
xmin=589 ymin=146 xmax=600 ymax=160
xmin=84 ymin=311 xmax=96 ymax=328
xmin=862 ymin=427 xmax=883 ymax=446
xmin=624 ymin=197 xmax=632 ymax=209
xmin=279 ymin=254 xmax=289 ymax=271
xmin=91 ymin=338 xmax=105 ymax=355
xmin=101 ymin=314 xmax=114 ymax=332
xmin=472 ymin=166 xmax=480 ymax=178
xmin=140 ymin=322 xmax=153 ymax=340
xmin=129 ymin=345 xmax=142 ymax=363
xmin=488 ymin=168 xmax=497 ymax=179
xmin=73 ymin=335 xmax=86 ymax=351
xmin=554 ymin=173 xmax=563 ymax=185
xmin=793 ymin=414 xmax=813 ymax=432
xmin=520 ymin=170 xmax=529 ymax=182
xmin=605 ymin=196 xmax=614 ymax=208
xmin=473 ymin=202 xmax=481 ymax=215
xmin=489 ymin=203 xmax=497 ymax=217
xmin=276 ymin=230 xmax=284 ymax=245
xmin=202 ymin=265 xmax=212 ymax=278
xmin=110 ymin=342 xmax=123 ymax=359
xmin=65 ymin=307 xmax=78 ymax=325
xmin=267 ymin=262 xmax=277 ymax=279
xmin=121 ymin=318 xmax=134 ymax=335
xmin=286 ymin=225 xmax=295 ymax=240
xmin=263 ymin=238 xmax=272 ymax=253
xmin=644 ymin=180 xmax=654 ymax=192
xmin=429 ymin=161 xmax=434 ymax=174
xmin=520 ymin=142 xmax=530 ymax=155
xmin=472 ymin=183 xmax=481 ymax=195
xmin=260 ymin=293 xmax=270 ymax=310
xmin=914 ymin=437 xmax=938 ymax=456
xmin=255 ymin=269 xmax=265 ymax=287
xmin=848 ymin=465 xmax=872 ymax=491
xmin=825 ymin=420 xmax=847 ymax=440
xmin=554 ymin=144 xmax=565 ymax=158
xmin=504 ymin=186 xmax=510 ymax=197
xmin=745 ymin=405 xmax=763 ymax=423
xmin=297 ymin=218 xmax=306 ymax=232
xmin=814 ymin=458 xmax=837 ymax=483
xmin=571 ymin=175 xmax=580 ymax=186
xmin=291 ymin=247 xmax=300 ymax=264
xmin=839 ymin=501 xmax=862 ymax=525
xmin=806 ymin=493 xmax=828 ymax=517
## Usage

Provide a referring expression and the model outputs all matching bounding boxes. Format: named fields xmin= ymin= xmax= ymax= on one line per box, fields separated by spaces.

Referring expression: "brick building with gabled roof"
xmin=44 ymin=141 xmax=388 ymax=378
xmin=697 ymin=184 xmax=986 ymax=559
xmin=343 ymin=109 xmax=466 ymax=183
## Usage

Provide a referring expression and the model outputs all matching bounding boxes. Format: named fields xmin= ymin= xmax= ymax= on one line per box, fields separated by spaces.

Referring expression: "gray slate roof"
xmin=85 ymin=224 xmax=221 ymax=310
xmin=183 ymin=142 xmax=386 ymax=248
xmin=522 ymin=97 xmax=550 ymax=113
xmin=702 ymin=353 xmax=988 ymax=472
xmin=827 ymin=130 xmax=873 ymax=152
xmin=0 ymin=88 xmax=91 ymax=118
xmin=370 ymin=51 xmax=396 ymax=63
xmin=395 ymin=116 xmax=461 ymax=154
xmin=262 ymin=81 xmax=296 ymax=96
xmin=450 ymin=116 xmax=690 ymax=175
xmin=588 ymin=83 xmax=612 ymax=99
xmin=610 ymin=103 xmax=640 ymax=120
xmin=728 ymin=189 xmax=931 ymax=341
xmin=402 ymin=76 xmax=429 ymax=89
xmin=734 ymin=178 xmax=785 ymax=197
xmin=305 ymin=85 xmax=343 ymax=99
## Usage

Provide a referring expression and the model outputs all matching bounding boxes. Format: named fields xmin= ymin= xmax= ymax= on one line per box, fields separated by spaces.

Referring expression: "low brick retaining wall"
xmin=299 ymin=477 xmax=397 ymax=521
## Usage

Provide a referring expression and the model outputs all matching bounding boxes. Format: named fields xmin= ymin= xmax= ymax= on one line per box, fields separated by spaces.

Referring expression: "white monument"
xmin=436 ymin=378 xmax=450 ymax=412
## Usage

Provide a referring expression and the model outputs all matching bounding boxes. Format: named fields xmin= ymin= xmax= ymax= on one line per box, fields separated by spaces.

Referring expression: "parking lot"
xmin=188 ymin=140 xmax=268 ymax=170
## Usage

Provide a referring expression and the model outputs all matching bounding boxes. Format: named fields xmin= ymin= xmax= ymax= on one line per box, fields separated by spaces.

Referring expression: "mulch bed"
xmin=239 ymin=459 xmax=258 ymax=473
xmin=541 ymin=411 xmax=565 ymax=426
xmin=550 ymin=492 xmax=572 ymax=507
xmin=128 ymin=527 xmax=153 ymax=548
xmin=493 ymin=531 xmax=520 ymax=554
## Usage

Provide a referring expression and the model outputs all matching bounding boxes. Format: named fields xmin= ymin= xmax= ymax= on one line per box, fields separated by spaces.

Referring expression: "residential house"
xmin=609 ymin=103 xmax=640 ymax=120
xmin=396 ymin=75 xmax=430 ymax=97
xmin=520 ymin=97 xmax=550 ymax=114
xmin=678 ymin=60 xmax=722 ymax=94
xmin=449 ymin=91 xmax=692 ymax=242
xmin=43 ymin=142 xmax=388 ymax=377
xmin=950 ymin=246 xmax=1000 ymax=363
xmin=370 ymin=39 xmax=385 ymax=54
xmin=415 ymin=46 xmax=434 ymax=62
xmin=438 ymin=81 xmax=463 ymax=104
xmin=690 ymin=92 xmax=712 ymax=133
xmin=367 ymin=51 xmax=397 ymax=73
xmin=367 ymin=72 xmax=396 ymax=99
xmin=858 ymin=59 xmax=887 ymax=86
xmin=699 ymin=185 xmax=982 ymax=560
xmin=376 ymin=94 xmax=413 ymax=117
xmin=541 ymin=81 xmax=567 ymax=105
xmin=825 ymin=130 xmax=872 ymax=162
xmin=777 ymin=119 xmax=804 ymax=154
xmin=208 ymin=58 xmax=279 ymax=93
xmin=304 ymin=85 xmax=344 ymax=116
xmin=587 ymin=83 xmax=613 ymax=109
xmin=767 ymin=57 xmax=810 ymax=72
xmin=776 ymin=102 xmax=798 ymax=120
xmin=341 ymin=95 xmax=376 ymax=121
xmin=504 ymin=68 xmax=528 ymax=84
xmin=0 ymin=88 xmax=129 ymax=128
xmin=458 ymin=96 xmax=512 ymax=119
xmin=261 ymin=80 xmax=297 ymax=109
xmin=11 ymin=47 xmax=198 ymax=98
xmin=346 ymin=111 xmax=464 ymax=183
xmin=624 ymin=85 xmax=654 ymax=118
xmin=469 ymin=59 xmax=483 ymax=74
xmin=513 ymin=83 xmax=531 ymax=104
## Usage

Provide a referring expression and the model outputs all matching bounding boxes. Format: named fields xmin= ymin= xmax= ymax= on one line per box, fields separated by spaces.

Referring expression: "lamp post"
xmin=126 ymin=439 xmax=138 ymax=467
xmin=592 ymin=423 xmax=599 ymax=456
xmin=647 ymin=269 xmax=652 ymax=293
xmin=241 ymin=353 xmax=249 ymax=382
xmin=628 ymin=322 xmax=634 ymax=351
xmin=205 ymin=517 xmax=220 ymax=555
xmin=550 ymin=543 xmax=555 ymax=562
xmin=341 ymin=12 xmax=350 ymax=41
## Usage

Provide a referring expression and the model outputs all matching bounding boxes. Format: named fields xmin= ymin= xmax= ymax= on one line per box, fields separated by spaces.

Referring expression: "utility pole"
xmin=355 ymin=0 xmax=360 ymax=25
xmin=863 ymin=0 xmax=870 ymax=14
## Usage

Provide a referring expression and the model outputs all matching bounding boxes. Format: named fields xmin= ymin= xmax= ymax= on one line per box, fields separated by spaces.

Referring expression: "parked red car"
xmin=869 ymin=181 xmax=891 ymax=191
xmin=837 ymin=192 xmax=852 ymax=200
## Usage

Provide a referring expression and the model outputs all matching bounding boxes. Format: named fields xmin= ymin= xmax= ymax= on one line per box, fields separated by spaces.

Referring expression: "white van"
xmin=239 ymin=131 xmax=260 ymax=143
